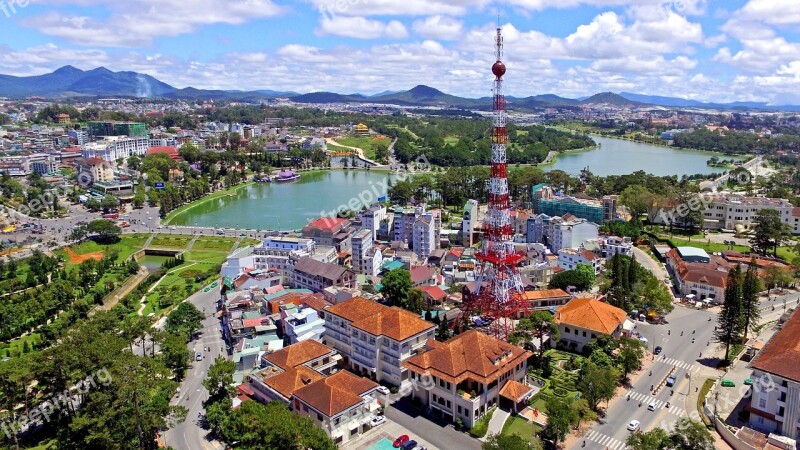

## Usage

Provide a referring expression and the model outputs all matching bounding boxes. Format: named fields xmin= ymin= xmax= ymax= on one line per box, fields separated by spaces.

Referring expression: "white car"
xmin=376 ymin=386 xmax=390 ymax=395
xmin=369 ymin=415 xmax=386 ymax=427
xmin=627 ymin=420 xmax=640 ymax=431
xmin=647 ymin=401 xmax=657 ymax=411
xmin=638 ymin=336 xmax=648 ymax=343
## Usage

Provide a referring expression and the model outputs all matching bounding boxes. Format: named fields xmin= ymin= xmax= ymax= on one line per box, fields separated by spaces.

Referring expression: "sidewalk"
xmin=481 ymin=408 xmax=510 ymax=441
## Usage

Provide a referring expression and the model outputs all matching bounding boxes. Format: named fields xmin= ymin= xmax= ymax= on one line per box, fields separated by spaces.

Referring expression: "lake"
xmin=168 ymin=170 xmax=396 ymax=231
xmin=548 ymin=136 xmax=739 ymax=177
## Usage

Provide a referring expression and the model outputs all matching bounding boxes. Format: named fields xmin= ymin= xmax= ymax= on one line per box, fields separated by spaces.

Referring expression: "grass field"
xmin=659 ymin=234 xmax=794 ymax=262
xmin=192 ymin=238 xmax=235 ymax=253
xmin=501 ymin=415 xmax=541 ymax=443
xmin=335 ymin=135 xmax=391 ymax=160
xmin=142 ymin=262 xmax=220 ymax=316
xmin=148 ymin=235 xmax=193 ymax=250
xmin=56 ymin=234 xmax=149 ymax=267
xmin=444 ymin=136 xmax=460 ymax=145
xmin=1 ymin=333 xmax=41 ymax=358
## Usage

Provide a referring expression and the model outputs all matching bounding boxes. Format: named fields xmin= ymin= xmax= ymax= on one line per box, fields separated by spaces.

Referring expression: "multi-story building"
xmin=665 ymin=247 xmax=727 ymax=302
xmin=703 ymin=195 xmax=800 ymax=235
xmin=462 ymin=199 xmax=479 ymax=247
xmin=302 ymin=217 xmax=353 ymax=252
xmin=323 ymin=297 xmax=435 ymax=387
xmin=532 ymin=184 xmax=605 ymax=224
xmin=293 ymin=371 xmax=381 ymax=445
xmin=81 ymin=136 xmax=149 ymax=163
xmin=359 ymin=204 xmax=387 ymax=240
xmin=87 ymin=121 xmax=147 ymax=138
xmin=291 ymin=257 xmax=355 ymax=292
xmin=403 ymin=330 xmax=534 ymax=428
xmin=412 ymin=215 xmax=436 ymax=260
xmin=253 ymin=237 xmax=315 ymax=280
xmin=552 ymin=298 xmax=629 ymax=352
xmin=0 ymin=153 xmax=56 ymax=176
xmin=603 ymin=195 xmax=619 ymax=222
xmin=747 ymin=309 xmax=800 ymax=441
xmin=527 ymin=214 xmax=600 ymax=253
xmin=557 ymin=248 xmax=602 ymax=274
xmin=76 ymin=157 xmax=115 ymax=184
xmin=393 ymin=206 xmax=417 ymax=244
xmin=351 ymin=229 xmax=373 ymax=275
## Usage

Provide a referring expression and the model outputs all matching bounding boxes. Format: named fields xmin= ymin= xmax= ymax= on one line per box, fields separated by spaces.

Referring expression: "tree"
xmin=619 ymin=185 xmax=657 ymax=223
xmin=204 ymin=356 xmax=237 ymax=401
xmin=617 ymin=337 xmax=647 ymax=380
xmin=541 ymin=396 xmax=578 ymax=445
xmin=715 ymin=264 xmax=744 ymax=364
xmin=741 ymin=259 xmax=762 ymax=341
xmin=482 ymin=434 xmax=542 ymax=450
xmin=84 ymin=219 xmax=122 ymax=243
xmin=528 ymin=310 xmax=558 ymax=358
xmin=764 ymin=265 xmax=792 ymax=294
xmin=548 ymin=263 xmax=595 ymax=292
xmin=670 ymin=417 xmax=715 ymax=450
xmin=577 ymin=362 xmax=618 ymax=410
xmin=403 ymin=288 xmax=426 ymax=314
xmin=133 ymin=182 xmax=146 ymax=208
xmin=626 ymin=427 xmax=671 ymax=450
xmin=165 ymin=302 xmax=206 ymax=339
xmin=749 ymin=208 xmax=791 ymax=256
xmin=381 ymin=269 xmax=412 ymax=307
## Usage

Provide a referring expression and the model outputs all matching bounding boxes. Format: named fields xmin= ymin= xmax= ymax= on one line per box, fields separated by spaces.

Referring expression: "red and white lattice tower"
xmin=462 ymin=27 xmax=528 ymax=340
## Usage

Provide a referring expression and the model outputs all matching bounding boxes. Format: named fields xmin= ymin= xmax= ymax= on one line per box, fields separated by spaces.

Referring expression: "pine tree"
xmin=741 ymin=258 xmax=761 ymax=341
xmin=715 ymin=264 xmax=744 ymax=364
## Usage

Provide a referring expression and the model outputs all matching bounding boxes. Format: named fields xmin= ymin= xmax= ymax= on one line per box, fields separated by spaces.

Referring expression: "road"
xmin=698 ymin=156 xmax=762 ymax=191
xmin=162 ymin=284 xmax=227 ymax=450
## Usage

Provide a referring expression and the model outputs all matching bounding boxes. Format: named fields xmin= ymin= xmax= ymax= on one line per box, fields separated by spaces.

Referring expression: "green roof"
xmin=383 ymin=260 xmax=404 ymax=271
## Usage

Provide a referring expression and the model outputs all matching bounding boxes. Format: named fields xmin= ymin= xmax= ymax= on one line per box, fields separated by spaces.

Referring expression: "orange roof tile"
xmin=293 ymin=371 xmax=377 ymax=417
xmin=403 ymin=330 xmax=532 ymax=384
xmin=499 ymin=379 xmax=535 ymax=402
xmin=751 ymin=309 xmax=800 ymax=382
xmin=262 ymin=366 xmax=324 ymax=400
xmin=326 ymin=297 xmax=434 ymax=341
xmin=523 ymin=289 xmax=571 ymax=300
xmin=554 ymin=298 xmax=627 ymax=334
xmin=263 ymin=340 xmax=334 ymax=370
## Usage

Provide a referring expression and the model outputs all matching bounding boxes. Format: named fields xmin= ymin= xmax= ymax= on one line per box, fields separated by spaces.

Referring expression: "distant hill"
xmin=2 ymin=66 xmax=800 ymax=111
xmin=580 ymin=92 xmax=641 ymax=106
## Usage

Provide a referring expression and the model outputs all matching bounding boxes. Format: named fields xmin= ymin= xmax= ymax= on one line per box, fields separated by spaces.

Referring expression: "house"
xmin=292 ymin=257 xmax=356 ymax=292
xmin=145 ymin=145 xmax=180 ymax=160
xmin=302 ymin=217 xmax=353 ymax=252
xmin=410 ymin=266 xmax=436 ymax=287
xmin=522 ymin=289 xmax=572 ymax=311
xmin=747 ymin=309 xmax=800 ymax=441
xmin=76 ymin=157 xmax=114 ymax=183
xmin=323 ymin=297 xmax=435 ymax=387
xmin=293 ymin=371 xmax=381 ymax=445
xmin=558 ymin=248 xmax=602 ymax=274
xmin=666 ymin=248 xmax=728 ymax=302
xmin=403 ymin=330 xmax=534 ymax=428
xmin=552 ymin=298 xmax=629 ymax=352
xmin=418 ymin=285 xmax=448 ymax=308
xmin=262 ymin=339 xmax=340 ymax=375
xmin=462 ymin=200 xmax=479 ymax=247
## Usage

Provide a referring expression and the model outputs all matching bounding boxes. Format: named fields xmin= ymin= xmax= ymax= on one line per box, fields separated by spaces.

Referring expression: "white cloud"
xmin=502 ymin=0 xmax=706 ymax=14
xmin=736 ymin=0 xmax=800 ymax=26
xmin=311 ymin=0 xmax=488 ymax=17
xmin=412 ymin=16 xmax=464 ymax=40
xmin=714 ymin=23 xmax=800 ymax=73
xmin=23 ymin=0 xmax=284 ymax=47
xmin=316 ymin=16 xmax=408 ymax=39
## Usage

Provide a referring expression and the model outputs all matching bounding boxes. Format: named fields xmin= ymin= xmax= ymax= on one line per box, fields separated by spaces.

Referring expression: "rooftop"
xmin=325 ymin=297 xmax=434 ymax=341
xmin=293 ymin=370 xmax=377 ymax=417
xmin=262 ymin=340 xmax=334 ymax=370
xmin=554 ymin=298 xmax=627 ymax=334
xmin=258 ymin=365 xmax=324 ymax=400
xmin=751 ymin=309 xmax=800 ymax=382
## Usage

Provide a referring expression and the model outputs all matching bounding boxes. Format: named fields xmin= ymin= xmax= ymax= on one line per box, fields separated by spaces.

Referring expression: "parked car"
xmin=195 ymin=352 xmax=203 ymax=361
xmin=376 ymin=386 xmax=390 ymax=395
xmin=666 ymin=376 xmax=676 ymax=387
xmin=402 ymin=440 xmax=418 ymax=450
xmin=393 ymin=435 xmax=410 ymax=448
xmin=627 ymin=420 xmax=640 ymax=431
xmin=654 ymin=346 xmax=663 ymax=355
xmin=721 ymin=379 xmax=736 ymax=387
xmin=369 ymin=415 xmax=386 ymax=427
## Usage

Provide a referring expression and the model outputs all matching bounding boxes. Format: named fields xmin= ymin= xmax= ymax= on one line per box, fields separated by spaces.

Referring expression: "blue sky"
xmin=0 ymin=0 xmax=799 ymax=104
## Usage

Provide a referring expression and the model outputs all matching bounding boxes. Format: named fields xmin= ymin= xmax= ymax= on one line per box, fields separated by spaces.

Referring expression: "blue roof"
xmin=383 ymin=260 xmax=404 ymax=271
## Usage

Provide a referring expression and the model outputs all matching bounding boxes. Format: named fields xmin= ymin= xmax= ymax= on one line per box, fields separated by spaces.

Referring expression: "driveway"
xmin=382 ymin=397 xmax=481 ymax=450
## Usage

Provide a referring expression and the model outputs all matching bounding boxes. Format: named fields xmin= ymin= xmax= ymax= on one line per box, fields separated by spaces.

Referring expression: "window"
xmin=564 ymin=327 xmax=570 ymax=333
xmin=582 ymin=331 xmax=587 ymax=337
xmin=759 ymin=398 xmax=767 ymax=409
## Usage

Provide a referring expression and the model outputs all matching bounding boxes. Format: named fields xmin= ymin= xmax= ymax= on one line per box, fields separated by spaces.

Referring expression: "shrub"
xmin=469 ymin=407 xmax=496 ymax=438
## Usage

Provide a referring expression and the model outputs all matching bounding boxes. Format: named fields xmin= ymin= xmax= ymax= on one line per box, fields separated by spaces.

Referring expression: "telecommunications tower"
xmin=462 ymin=27 xmax=527 ymax=340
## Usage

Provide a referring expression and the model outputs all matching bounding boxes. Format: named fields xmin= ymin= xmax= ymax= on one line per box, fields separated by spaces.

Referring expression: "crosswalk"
xmin=656 ymin=356 xmax=695 ymax=371
xmin=585 ymin=430 xmax=628 ymax=450
xmin=625 ymin=390 xmax=688 ymax=417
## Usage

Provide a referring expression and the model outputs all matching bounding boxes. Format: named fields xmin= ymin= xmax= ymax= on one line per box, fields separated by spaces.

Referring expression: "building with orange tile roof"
xmin=292 ymin=370 xmax=380 ymax=445
xmin=552 ymin=298 xmax=629 ymax=352
xmin=747 ymin=309 xmax=800 ymax=441
xmin=403 ymin=330 xmax=533 ymax=427
xmin=323 ymin=297 xmax=435 ymax=387
xmin=262 ymin=339 xmax=339 ymax=374
xmin=522 ymin=288 xmax=572 ymax=311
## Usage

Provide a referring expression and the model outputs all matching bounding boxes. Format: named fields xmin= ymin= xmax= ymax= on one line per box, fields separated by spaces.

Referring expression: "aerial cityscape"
xmin=2 ymin=1 xmax=800 ymax=450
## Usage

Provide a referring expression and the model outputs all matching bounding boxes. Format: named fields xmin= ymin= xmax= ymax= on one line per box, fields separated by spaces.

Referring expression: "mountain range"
xmin=2 ymin=66 xmax=799 ymax=112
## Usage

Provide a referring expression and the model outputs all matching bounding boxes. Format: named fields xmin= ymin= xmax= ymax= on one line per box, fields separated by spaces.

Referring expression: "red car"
xmin=393 ymin=435 xmax=410 ymax=448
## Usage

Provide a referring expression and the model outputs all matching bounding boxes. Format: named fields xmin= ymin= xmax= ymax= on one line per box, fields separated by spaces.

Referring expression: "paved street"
xmin=162 ymin=284 xmax=227 ymax=450
xmin=383 ymin=397 xmax=481 ymax=450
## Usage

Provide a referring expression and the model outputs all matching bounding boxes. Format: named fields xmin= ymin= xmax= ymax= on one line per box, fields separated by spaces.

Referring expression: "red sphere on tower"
xmin=492 ymin=61 xmax=506 ymax=78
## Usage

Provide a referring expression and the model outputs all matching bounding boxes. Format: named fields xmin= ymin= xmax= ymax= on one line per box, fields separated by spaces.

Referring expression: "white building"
xmin=351 ymin=229 xmax=374 ymax=275
xmin=323 ymin=297 xmax=435 ymax=387
xmin=552 ymin=298 xmax=629 ymax=353
xmin=412 ymin=214 xmax=436 ymax=261
xmin=253 ymin=237 xmax=315 ymax=281
xmin=528 ymin=214 xmax=600 ymax=253
xmin=81 ymin=137 xmax=149 ymax=163
xmin=462 ymin=199 xmax=479 ymax=247
xmin=221 ymin=246 xmax=256 ymax=280
xmin=748 ymin=309 xmax=800 ymax=442
xmin=558 ymin=248 xmax=602 ymax=274
xmin=360 ymin=204 xmax=387 ymax=239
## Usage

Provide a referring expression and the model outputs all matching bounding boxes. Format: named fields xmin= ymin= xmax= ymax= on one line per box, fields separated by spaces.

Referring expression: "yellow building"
xmin=355 ymin=123 xmax=369 ymax=136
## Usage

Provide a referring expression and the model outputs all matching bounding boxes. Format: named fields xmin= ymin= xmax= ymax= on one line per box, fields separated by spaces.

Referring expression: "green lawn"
xmin=56 ymin=234 xmax=151 ymax=267
xmin=501 ymin=415 xmax=541 ymax=443
xmin=659 ymin=234 xmax=794 ymax=262
xmin=192 ymin=238 xmax=235 ymax=253
xmin=444 ymin=136 xmax=460 ymax=145
xmin=1 ymin=333 xmax=41 ymax=358
xmin=335 ymin=135 xmax=391 ymax=160
xmin=143 ymin=262 xmax=220 ymax=316
xmin=148 ymin=235 xmax=192 ymax=250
